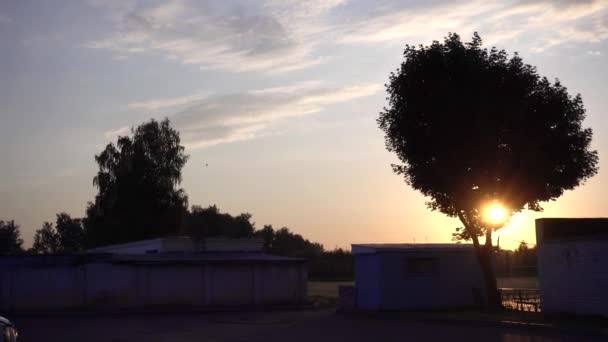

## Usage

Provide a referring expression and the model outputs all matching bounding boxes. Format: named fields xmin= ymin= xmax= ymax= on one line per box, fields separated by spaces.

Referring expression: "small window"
xmin=406 ymin=257 xmax=439 ymax=275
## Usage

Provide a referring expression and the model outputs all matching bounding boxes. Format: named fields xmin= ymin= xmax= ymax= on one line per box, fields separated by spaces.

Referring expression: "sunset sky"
xmin=2 ymin=0 xmax=607 ymax=250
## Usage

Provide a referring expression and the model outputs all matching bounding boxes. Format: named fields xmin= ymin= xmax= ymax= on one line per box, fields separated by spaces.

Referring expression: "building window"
xmin=406 ymin=257 xmax=439 ymax=275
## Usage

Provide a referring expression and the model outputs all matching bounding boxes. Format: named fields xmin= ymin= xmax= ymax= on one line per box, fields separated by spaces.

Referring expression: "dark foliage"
xmin=32 ymin=222 xmax=61 ymax=254
xmin=496 ymin=242 xmax=537 ymax=277
xmin=378 ymin=32 xmax=598 ymax=307
xmin=32 ymin=213 xmax=86 ymax=254
xmin=379 ymin=32 xmax=598 ymax=238
xmin=183 ymin=205 xmax=255 ymax=240
xmin=0 ymin=220 xmax=24 ymax=255
xmin=254 ymin=224 xmax=324 ymax=258
xmin=84 ymin=118 xmax=189 ymax=247
xmin=308 ymin=248 xmax=354 ymax=280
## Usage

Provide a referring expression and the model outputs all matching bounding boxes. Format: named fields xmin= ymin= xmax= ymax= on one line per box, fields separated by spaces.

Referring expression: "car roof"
xmin=0 ymin=316 xmax=12 ymax=326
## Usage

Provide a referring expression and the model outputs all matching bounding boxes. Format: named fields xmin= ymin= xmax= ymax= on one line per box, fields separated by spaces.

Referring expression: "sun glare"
xmin=484 ymin=202 xmax=507 ymax=225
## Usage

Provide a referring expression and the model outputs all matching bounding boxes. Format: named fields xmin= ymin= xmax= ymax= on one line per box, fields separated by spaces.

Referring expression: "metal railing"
xmin=500 ymin=288 xmax=541 ymax=312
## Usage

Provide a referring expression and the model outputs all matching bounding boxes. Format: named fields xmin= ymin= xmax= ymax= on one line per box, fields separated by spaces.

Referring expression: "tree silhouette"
xmin=378 ymin=33 xmax=598 ymax=307
xmin=182 ymin=205 xmax=255 ymax=240
xmin=0 ymin=220 xmax=24 ymax=255
xmin=32 ymin=213 xmax=86 ymax=254
xmin=32 ymin=222 xmax=61 ymax=254
xmin=84 ymin=118 xmax=189 ymax=247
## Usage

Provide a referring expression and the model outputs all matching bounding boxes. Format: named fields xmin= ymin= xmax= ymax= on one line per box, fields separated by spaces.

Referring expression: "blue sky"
xmin=1 ymin=0 xmax=607 ymax=249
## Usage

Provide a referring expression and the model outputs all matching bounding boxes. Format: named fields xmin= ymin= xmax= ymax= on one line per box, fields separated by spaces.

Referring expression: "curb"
xmin=340 ymin=310 xmax=608 ymax=338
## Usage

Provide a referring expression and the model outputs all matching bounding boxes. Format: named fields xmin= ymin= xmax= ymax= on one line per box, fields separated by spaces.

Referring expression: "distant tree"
xmin=268 ymin=227 xmax=324 ymax=258
xmin=0 ymin=220 xmax=24 ymax=255
xmin=255 ymin=225 xmax=275 ymax=250
xmin=495 ymin=242 xmax=538 ymax=277
xmin=32 ymin=214 xmax=86 ymax=254
xmin=84 ymin=118 xmax=189 ymax=247
xmin=55 ymin=213 xmax=86 ymax=253
xmin=32 ymin=222 xmax=61 ymax=254
xmin=182 ymin=205 xmax=255 ymax=240
xmin=378 ymin=33 xmax=598 ymax=307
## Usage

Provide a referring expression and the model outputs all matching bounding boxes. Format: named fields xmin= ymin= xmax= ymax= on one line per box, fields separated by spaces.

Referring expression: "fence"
xmin=500 ymin=288 xmax=541 ymax=312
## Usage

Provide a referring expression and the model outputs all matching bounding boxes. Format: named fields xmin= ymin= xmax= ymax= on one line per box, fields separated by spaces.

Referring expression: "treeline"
xmin=495 ymin=242 xmax=538 ymax=277
xmin=0 ymin=206 xmax=353 ymax=279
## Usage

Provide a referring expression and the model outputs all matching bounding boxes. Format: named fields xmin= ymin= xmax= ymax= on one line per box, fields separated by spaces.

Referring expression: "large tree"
xmin=0 ymin=220 xmax=24 ymax=255
xmin=378 ymin=33 xmax=598 ymax=307
xmin=84 ymin=118 xmax=189 ymax=247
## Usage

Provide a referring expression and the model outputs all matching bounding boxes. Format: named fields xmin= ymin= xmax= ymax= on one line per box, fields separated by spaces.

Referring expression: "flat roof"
xmin=352 ymin=243 xmax=474 ymax=255
xmin=110 ymin=252 xmax=306 ymax=265
xmin=87 ymin=237 xmax=192 ymax=253
xmin=0 ymin=252 xmax=306 ymax=268
xmin=537 ymin=218 xmax=608 ymax=241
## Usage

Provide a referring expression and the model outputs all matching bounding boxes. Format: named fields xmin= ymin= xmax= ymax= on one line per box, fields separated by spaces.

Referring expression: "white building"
xmin=536 ymin=218 xmax=608 ymax=317
xmin=352 ymin=243 xmax=485 ymax=311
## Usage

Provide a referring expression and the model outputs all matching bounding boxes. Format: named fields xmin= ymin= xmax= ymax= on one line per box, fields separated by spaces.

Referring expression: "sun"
xmin=483 ymin=202 xmax=507 ymax=225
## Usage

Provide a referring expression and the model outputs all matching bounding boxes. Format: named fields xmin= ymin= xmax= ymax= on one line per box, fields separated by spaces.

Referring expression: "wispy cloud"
xmin=338 ymin=0 xmax=608 ymax=52
xmin=103 ymin=125 xmax=130 ymax=140
xmin=174 ymin=81 xmax=381 ymax=148
xmin=87 ymin=1 xmax=608 ymax=73
xmin=87 ymin=0 xmax=343 ymax=73
xmin=128 ymin=92 xmax=209 ymax=110
xmin=107 ymin=81 xmax=381 ymax=148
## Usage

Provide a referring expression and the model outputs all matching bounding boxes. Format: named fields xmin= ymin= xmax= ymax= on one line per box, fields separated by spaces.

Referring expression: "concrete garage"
xmin=536 ymin=218 xmax=608 ymax=317
xmin=352 ymin=244 xmax=485 ymax=311
xmin=0 ymin=239 xmax=307 ymax=311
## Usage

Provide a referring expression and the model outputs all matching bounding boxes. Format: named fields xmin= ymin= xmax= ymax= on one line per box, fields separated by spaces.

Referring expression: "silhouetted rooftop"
xmin=352 ymin=243 xmax=474 ymax=254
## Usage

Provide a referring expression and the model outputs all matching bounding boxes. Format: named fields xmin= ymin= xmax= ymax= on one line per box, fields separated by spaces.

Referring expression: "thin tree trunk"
xmin=458 ymin=213 xmax=502 ymax=309
xmin=477 ymin=241 xmax=502 ymax=309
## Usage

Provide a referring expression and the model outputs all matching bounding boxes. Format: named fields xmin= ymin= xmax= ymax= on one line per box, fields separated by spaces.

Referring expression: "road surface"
xmin=10 ymin=309 xmax=602 ymax=342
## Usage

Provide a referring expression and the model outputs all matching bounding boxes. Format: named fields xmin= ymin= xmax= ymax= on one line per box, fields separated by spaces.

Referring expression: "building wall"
xmin=537 ymin=219 xmax=608 ymax=316
xmin=354 ymin=255 xmax=382 ymax=310
xmin=355 ymin=250 xmax=484 ymax=311
xmin=0 ymin=259 xmax=307 ymax=311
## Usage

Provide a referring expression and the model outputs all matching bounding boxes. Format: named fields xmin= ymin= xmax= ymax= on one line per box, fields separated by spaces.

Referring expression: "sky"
xmin=1 ymin=0 xmax=607 ymax=250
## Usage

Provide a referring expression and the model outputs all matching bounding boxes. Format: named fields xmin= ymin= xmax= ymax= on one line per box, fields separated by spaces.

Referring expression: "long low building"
xmin=0 ymin=238 xmax=307 ymax=311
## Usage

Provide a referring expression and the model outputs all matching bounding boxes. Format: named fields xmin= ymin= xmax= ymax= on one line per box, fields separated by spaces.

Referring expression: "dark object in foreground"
xmin=0 ymin=316 xmax=18 ymax=342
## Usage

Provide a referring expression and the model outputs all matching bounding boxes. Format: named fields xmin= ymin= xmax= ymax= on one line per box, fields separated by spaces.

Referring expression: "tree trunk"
xmin=458 ymin=213 xmax=502 ymax=309
xmin=475 ymin=242 xmax=502 ymax=309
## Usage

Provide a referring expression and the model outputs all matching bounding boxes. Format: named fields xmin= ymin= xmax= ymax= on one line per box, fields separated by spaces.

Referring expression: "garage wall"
xmin=0 ymin=260 xmax=307 ymax=311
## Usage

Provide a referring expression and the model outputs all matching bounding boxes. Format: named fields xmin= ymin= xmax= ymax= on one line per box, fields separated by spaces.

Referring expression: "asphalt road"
xmin=10 ymin=310 xmax=603 ymax=342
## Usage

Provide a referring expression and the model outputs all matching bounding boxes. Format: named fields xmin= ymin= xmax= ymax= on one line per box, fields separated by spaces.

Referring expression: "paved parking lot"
xmin=10 ymin=309 xmax=604 ymax=342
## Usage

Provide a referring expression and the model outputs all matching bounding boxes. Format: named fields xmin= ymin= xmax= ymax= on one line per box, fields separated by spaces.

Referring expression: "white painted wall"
xmin=537 ymin=219 xmax=608 ymax=317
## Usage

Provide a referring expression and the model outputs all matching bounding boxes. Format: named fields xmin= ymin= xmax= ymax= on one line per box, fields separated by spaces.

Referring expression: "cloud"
xmin=103 ymin=125 xmax=130 ymax=140
xmin=88 ymin=0 xmax=608 ymax=73
xmin=107 ymin=81 xmax=381 ymax=148
xmin=338 ymin=0 xmax=608 ymax=51
xmin=128 ymin=92 xmax=209 ymax=110
xmin=87 ymin=0 xmax=343 ymax=73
